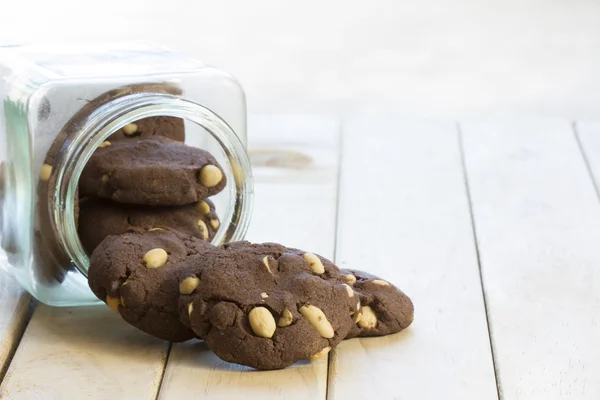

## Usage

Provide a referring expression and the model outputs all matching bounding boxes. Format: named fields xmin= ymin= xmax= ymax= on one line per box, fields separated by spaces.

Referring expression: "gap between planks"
xmin=457 ymin=123 xmax=502 ymax=400
xmin=573 ymin=122 xmax=600 ymax=205
xmin=326 ymin=118 xmax=345 ymax=399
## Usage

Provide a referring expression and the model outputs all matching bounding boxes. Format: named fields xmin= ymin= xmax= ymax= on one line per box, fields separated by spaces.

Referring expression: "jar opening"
xmin=49 ymin=93 xmax=253 ymax=276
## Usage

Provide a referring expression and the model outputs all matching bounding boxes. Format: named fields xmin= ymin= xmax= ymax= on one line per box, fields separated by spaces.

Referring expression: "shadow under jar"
xmin=0 ymin=42 xmax=253 ymax=306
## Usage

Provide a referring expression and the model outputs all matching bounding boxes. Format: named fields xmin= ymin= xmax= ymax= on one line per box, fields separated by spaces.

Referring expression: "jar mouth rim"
xmin=49 ymin=93 xmax=253 ymax=276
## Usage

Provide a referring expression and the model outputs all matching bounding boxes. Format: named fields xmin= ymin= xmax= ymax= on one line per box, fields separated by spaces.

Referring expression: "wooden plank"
xmin=461 ymin=120 xmax=600 ymax=399
xmin=329 ymin=120 xmax=498 ymax=400
xmin=158 ymin=115 xmax=340 ymax=399
xmin=0 ymin=274 xmax=31 ymax=381
xmin=0 ymin=304 xmax=169 ymax=399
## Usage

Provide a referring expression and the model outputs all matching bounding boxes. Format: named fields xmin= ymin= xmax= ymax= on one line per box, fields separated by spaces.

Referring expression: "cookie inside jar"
xmin=35 ymin=83 xmax=251 ymax=284
xmin=77 ymin=117 xmax=227 ymax=254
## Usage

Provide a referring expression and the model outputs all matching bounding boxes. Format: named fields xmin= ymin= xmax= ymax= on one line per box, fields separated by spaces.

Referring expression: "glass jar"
xmin=0 ymin=42 xmax=253 ymax=306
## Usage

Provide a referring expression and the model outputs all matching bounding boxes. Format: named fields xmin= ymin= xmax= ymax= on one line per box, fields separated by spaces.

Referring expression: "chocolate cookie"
xmin=78 ymin=198 xmax=220 ymax=254
xmin=88 ymin=229 xmax=214 ymax=342
xmin=178 ymin=242 xmax=360 ymax=370
xmin=108 ymin=116 xmax=185 ymax=143
xmin=79 ymin=137 xmax=227 ymax=206
xmin=339 ymin=269 xmax=414 ymax=339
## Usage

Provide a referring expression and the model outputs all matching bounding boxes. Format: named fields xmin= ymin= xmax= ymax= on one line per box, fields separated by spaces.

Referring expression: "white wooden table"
xmin=1 ymin=117 xmax=600 ymax=399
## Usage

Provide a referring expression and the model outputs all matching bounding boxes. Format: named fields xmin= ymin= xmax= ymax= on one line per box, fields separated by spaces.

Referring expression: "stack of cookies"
xmin=77 ymin=117 xmax=225 ymax=254
xmin=82 ymin=117 xmax=414 ymax=370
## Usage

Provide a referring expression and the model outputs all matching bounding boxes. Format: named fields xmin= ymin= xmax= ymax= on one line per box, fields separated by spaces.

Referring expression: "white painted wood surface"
xmin=157 ymin=115 xmax=340 ymax=399
xmin=0 ymin=274 xmax=30 ymax=379
xmin=3 ymin=118 xmax=600 ymax=399
xmin=0 ymin=305 xmax=169 ymax=399
xmin=329 ymin=120 xmax=498 ymax=400
xmin=461 ymin=120 xmax=600 ymax=399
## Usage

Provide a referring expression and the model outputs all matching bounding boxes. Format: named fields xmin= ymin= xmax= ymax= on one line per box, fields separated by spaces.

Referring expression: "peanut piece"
xmin=277 ymin=307 xmax=293 ymax=327
xmin=143 ymin=248 xmax=168 ymax=268
xmin=99 ymin=141 xmax=111 ymax=148
xmin=180 ymin=276 xmax=200 ymax=295
xmin=357 ymin=306 xmax=378 ymax=329
xmin=260 ymin=292 xmax=269 ymax=299
xmin=199 ymin=164 xmax=223 ymax=187
xmin=341 ymin=274 xmax=356 ymax=286
xmin=310 ymin=346 xmax=332 ymax=360
xmin=372 ymin=279 xmax=390 ymax=287
xmin=188 ymin=302 xmax=194 ymax=317
xmin=262 ymin=256 xmax=273 ymax=274
xmin=210 ymin=218 xmax=220 ymax=230
xmin=303 ymin=253 xmax=325 ymax=274
xmin=249 ymin=307 xmax=276 ymax=338
xmin=106 ymin=296 xmax=120 ymax=313
xmin=122 ymin=123 xmax=138 ymax=135
xmin=40 ymin=164 xmax=52 ymax=181
xmin=195 ymin=200 xmax=211 ymax=215
xmin=300 ymin=305 xmax=334 ymax=338
xmin=197 ymin=220 xmax=209 ymax=240
xmin=343 ymin=284 xmax=354 ymax=297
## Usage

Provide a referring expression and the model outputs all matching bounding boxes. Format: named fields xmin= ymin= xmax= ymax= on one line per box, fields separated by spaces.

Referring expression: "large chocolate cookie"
xmin=78 ymin=198 xmax=220 ymax=254
xmin=178 ymin=242 xmax=359 ymax=370
xmin=79 ymin=137 xmax=227 ymax=206
xmin=108 ymin=116 xmax=185 ymax=143
xmin=88 ymin=229 xmax=214 ymax=342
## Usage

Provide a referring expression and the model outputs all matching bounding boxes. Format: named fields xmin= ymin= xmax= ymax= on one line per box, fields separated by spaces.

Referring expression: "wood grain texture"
xmin=462 ymin=120 xmax=600 ymax=399
xmin=0 ymin=274 xmax=31 ymax=381
xmin=158 ymin=115 xmax=340 ymax=399
xmin=0 ymin=305 xmax=169 ymax=399
xmin=328 ymin=120 xmax=498 ymax=400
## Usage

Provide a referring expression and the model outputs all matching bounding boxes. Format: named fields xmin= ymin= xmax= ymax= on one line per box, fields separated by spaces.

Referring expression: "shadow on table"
xmin=31 ymin=304 xmax=169 ymax=355
xmin=33 ymin=303 xmax=414 ymax=372
xmin=171 ymin=340 xmax=314 ymax=372
xmin=171 ymin=330 xmax=414 ymax=372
